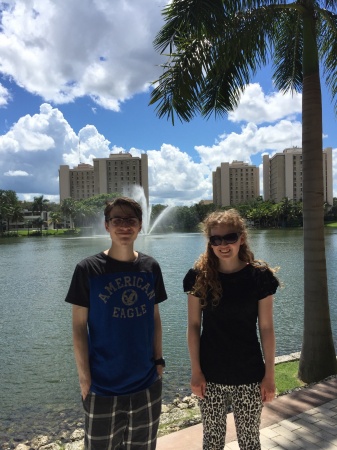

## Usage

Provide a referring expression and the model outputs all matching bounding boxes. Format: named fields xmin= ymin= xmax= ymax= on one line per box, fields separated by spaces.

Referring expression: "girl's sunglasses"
xmin=209 ymin=232 xmax=240 ymax=246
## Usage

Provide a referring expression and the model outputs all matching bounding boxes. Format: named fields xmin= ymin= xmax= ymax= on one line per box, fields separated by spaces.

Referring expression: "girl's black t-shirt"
xmin=183 ymin=264 xmax=279 ymax=385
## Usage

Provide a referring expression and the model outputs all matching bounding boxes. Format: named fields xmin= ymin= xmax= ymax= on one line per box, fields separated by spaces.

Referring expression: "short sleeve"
xmin=256 ymin=267 xmax=279 ymax=300
xmin=153 ymin=260 xmax=168 ymax=304
xmin=65 ymin=263 xmax=90 ymax=307
xmin=183 ymin=268 xmax=198 ymax=293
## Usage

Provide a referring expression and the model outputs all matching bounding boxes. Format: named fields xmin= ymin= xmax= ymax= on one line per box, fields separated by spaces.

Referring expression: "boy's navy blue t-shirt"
xmin=65 ymin=251 xmax=167 ymax=396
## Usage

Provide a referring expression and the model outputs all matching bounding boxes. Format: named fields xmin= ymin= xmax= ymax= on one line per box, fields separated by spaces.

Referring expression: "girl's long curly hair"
xmin=193 ymin=209 xmax=275 ymax=308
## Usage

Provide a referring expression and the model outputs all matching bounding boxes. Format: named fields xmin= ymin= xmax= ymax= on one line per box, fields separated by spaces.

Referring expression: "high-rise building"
xmin=212 ymin=161 xmax=260 ymax=207
xmin=263 ymin=147 xmax=333 ymax=205
xmin=59 ymin=163 xmax=95 ymax=201
xmin=59 ymin=152 xmax=149 ymax=203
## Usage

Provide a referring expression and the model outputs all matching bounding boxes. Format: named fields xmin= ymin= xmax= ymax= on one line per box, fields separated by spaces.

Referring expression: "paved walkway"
xmin=157 ymin=376 xmax=337 ymax=449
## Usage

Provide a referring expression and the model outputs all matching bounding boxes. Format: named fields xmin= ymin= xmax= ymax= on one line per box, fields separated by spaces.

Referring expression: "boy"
xmin=65 ymin=197 xmax=167 ymax=449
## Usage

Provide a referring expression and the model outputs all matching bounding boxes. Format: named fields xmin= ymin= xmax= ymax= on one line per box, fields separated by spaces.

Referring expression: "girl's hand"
xmin=191 ymin=371 xmax=207 ymax=399
xmin=260 ymin=376 xmax=276 ymax=403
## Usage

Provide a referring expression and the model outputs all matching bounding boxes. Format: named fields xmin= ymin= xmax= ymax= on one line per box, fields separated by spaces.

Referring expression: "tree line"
xmin=1 ymin=189 xmax=337 ymax=236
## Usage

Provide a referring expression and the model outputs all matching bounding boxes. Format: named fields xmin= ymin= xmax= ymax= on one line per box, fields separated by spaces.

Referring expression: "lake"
xmin=1 ymin=228 xmax=337 ymax=443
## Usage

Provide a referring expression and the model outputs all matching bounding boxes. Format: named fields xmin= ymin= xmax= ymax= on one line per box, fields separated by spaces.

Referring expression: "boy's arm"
xmin=153 ymin=304 xmax=164 ymax=376
xmin=72 ymin=305 xmax=91 ymax=399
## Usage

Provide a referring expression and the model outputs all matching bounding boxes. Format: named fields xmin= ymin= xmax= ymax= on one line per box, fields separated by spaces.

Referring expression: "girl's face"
xmin=209 ymin=224 xmax=244 ymax=263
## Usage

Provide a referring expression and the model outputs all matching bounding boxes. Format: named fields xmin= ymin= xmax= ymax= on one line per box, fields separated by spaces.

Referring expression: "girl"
xmin=183 ymin=209 xmax=279 ymax=450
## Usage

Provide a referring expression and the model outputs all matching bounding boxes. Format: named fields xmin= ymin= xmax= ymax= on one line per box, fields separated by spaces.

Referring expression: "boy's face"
xmin=105 ymin=205 xmax=142 ymax=246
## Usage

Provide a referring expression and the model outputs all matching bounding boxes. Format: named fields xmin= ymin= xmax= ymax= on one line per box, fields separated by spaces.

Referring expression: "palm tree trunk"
xmin=298 ymin=12 xmax=337 ymax=382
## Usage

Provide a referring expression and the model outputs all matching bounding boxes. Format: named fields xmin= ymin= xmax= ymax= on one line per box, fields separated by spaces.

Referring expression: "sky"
xmin=0 ymin=0 xmax=336 ymax=206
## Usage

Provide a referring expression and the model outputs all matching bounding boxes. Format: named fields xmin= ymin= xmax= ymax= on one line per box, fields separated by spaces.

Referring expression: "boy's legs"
xmin=199 ymin=382 xmax=229 ymax=450
xmin=230 ymin=383 xmax=262 ymax=450
xmin=82 ymin=378 xmax=162 ymax=450
xmin=124 ymin=377 xmax=162 ymax=449
xmin=83 ymin=391 xmax=129 ymax=450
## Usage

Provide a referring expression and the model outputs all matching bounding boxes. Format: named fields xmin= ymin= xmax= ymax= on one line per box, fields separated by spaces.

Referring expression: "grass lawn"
xmin=2 ymin=228 xmax=78 ymax=237
xmin=275 ymin=360 xmax=306 ymax=395
xmin=326 ymin=222 xmax=337 ymax=228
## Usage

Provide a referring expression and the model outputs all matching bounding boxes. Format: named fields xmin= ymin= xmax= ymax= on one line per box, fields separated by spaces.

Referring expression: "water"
xmin=1 ymin=229 xmax=337 ymax=443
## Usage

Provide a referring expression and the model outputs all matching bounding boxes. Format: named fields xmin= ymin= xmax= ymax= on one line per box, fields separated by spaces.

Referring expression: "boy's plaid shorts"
xmin=82 ymin=377 xmax=162 ymax=449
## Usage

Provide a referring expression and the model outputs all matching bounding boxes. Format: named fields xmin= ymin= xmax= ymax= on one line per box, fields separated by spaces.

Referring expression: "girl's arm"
xmin=258 ymin=295 xmax=276 ymax=403
xmin=187 ymin=293 xmax=206 ymax=399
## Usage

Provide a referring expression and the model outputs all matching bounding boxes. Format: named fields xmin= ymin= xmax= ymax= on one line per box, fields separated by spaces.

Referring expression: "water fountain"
xmin=128 ymin=185 xmax=173 ymax=235
xmin=148 ymin=205 xmax=174 ymax=234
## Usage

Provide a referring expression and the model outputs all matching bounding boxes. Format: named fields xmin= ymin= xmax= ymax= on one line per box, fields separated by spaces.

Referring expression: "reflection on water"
xmin=1 ymin=229 xmax=337 ymax=443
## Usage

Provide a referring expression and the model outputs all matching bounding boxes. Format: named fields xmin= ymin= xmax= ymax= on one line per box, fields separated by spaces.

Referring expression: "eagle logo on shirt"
xmin=122 ymin=289 xmax=138 ymax=306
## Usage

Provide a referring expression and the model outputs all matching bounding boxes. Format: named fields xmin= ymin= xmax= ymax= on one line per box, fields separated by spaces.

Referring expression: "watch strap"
xmin=154 ymin=357 xmax=166 ymax=367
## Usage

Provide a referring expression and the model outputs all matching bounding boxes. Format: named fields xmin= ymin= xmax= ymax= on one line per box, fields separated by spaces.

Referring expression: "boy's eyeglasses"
xmin=107 ymin=217 xmax=139 ymax=227
xmin=209 ymin=233 xmax=240 ymax=246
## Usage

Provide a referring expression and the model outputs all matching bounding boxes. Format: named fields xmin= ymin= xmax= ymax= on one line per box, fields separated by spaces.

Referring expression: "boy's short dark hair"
xmin=104 ymin=197 xmax=143 ymax=223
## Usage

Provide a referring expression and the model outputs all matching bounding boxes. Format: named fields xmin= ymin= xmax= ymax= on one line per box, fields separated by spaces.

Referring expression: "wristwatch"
xmin=154 ymin=357 xmax=166 ymax=367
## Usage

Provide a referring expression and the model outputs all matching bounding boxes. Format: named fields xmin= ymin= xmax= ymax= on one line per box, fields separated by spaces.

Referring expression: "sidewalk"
xmin=157 ymin=376 xmax=337 ymax=449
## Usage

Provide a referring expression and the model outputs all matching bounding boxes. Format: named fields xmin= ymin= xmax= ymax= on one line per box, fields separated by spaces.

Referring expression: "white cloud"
xmin=0 ymin=83 xmax=11 ymax=106
xmin=63 ymin=125 xmax=111 ymax=167
xmin=0 ymin=103 xmax=77 ymax=194
xmin=0 ymin=0 xmax=168 ymax=109
xmin=0 ymin=103 xmax=76 ymax=154
xmin=228 ymin=83 xmax=302 ymax=124
xmin=195 ymin=120 xmax=302 ymax=169
xmin=4 ymin=170 xmax=30 ymax=176
xmin=146 ymin=144 xmax=211 ymax=204
xmin=17 ymin=193 xmax=60 ymax=203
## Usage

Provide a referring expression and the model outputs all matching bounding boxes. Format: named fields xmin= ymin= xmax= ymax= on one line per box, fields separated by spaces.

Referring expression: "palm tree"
xmin=10 ymin=204 xmax=24 ymax=234
xmin=32 ymin=195 xmax=50 ymax=214
xmin=48 ymin=211 xmax=63 ymax=232
xmin=60 ymin=198 xmax=77 ymax=229
xmin=0 ymin=190 xmax=21 ymax=235
xmin=32 ymin=195 xmax=50 ymax=233
xmin=150 ymin=0 xmax=337 ymax=382
xmin=278 ymin=197 xmax=293 ymax=227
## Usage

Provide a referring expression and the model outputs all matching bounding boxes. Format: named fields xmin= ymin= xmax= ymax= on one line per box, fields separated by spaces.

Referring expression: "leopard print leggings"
xmin=199 ymin=382 xmax=262 ymax=450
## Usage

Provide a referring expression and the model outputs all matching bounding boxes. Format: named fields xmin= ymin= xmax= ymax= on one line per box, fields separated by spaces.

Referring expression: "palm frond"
xmin=227 ymin=0 xmax=287 ymax=11
xmin=323 ymin=0 xmax=337 ymax=14
xmin=150 ymin=64 xmax=200 ymax=124
xmin=201 ymin=61 xmax=251 ymax=117
xmin=154 ymin=0 xmax=226 ymax=54
xmin=150 ymin=37 xmax=211 ymax=123
xmin=272 ymin=9 xmax=303 ymax=93
xmin=319 ymin=9 xmax=337 ymax=113
xmin=200 ymin=7 xmax=276 ymax=117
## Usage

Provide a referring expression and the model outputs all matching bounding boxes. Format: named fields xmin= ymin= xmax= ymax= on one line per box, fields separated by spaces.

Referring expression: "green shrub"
xmin=29 ymin=230 xmax=42 ymax=236
xmin=2 ymin=231 xmax=19 ymax=238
